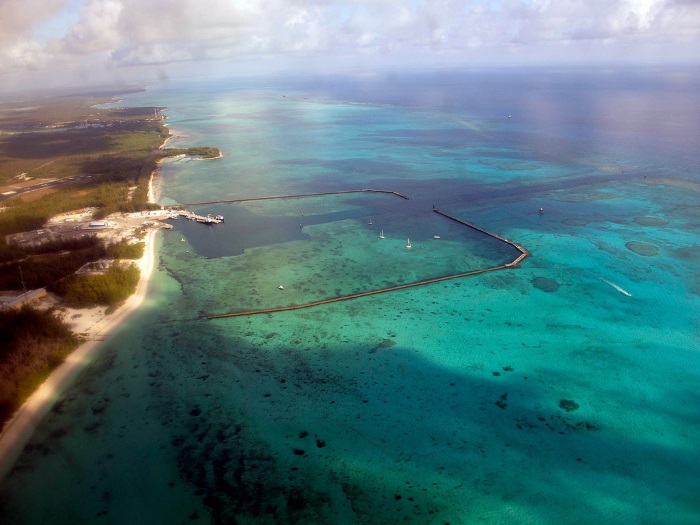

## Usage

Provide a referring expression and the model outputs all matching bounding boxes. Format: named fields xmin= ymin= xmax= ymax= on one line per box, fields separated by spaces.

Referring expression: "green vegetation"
xmin=0 ymin=90 xmax=219 ymax=427
xmin=160 ymin=146 xmax=221 ymax=159
xmin=0 ymin=235 xmax=100 ymax=265
xmin=22 ymin=235 xmax=100 ymax=256
xmin=105 ymin=240 xmax=145 ymax=259
xmin=0 ymin=244 xmax=105 ymax=290
xmin=0 ymin=239 xmax=143 ymax=290
xmin=0 ymin=307 xmax=79 ymax=423
xmin=0 ymin=119 xmax=167 ymax=236
xmin=53 ymin=263 xmax=140 ymax=310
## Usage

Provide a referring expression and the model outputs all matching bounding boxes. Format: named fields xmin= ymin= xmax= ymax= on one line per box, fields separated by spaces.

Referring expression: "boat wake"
xmin=599 ymin=277 xmax=632 ymax=297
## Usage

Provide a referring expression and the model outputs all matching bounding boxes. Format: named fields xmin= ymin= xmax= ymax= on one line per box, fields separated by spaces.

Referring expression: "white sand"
xmin=0 ymin=228 xmax=158 ymax=479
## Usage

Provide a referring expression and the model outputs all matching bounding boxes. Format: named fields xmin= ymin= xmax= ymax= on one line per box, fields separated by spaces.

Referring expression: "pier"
xmin=171 ymin=210 xmax=223 ymax=224
xmin=202 ymin=195 xmax=529 ymax=319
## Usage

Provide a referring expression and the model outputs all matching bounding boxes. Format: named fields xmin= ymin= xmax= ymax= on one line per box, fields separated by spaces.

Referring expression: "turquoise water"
xmin=1 ymin=69 xmax=699 ymax=524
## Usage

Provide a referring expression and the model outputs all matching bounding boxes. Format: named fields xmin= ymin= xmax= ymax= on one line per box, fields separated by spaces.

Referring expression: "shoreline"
xmin=0 ymin=117 xmax=222 ymax=479
xmin=0 ymin=192 xmax=161 ymax=481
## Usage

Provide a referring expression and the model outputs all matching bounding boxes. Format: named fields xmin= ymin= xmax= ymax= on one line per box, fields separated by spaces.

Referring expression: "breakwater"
xmin=203 ymin=195 xmax=528 ymax=319
xmin=177 ymin=188 xmax=410 ymax=207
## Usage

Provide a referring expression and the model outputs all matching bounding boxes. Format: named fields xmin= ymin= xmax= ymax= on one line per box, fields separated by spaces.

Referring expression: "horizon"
xmin=1 ymin=0 xmax=700 ymax=94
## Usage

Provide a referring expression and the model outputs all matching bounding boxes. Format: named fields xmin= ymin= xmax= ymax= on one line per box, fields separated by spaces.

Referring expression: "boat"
xmin=215 ymin=214 xmax=224 ymax=221
xmin=368 ymin=218 xmax=373 ymax=225
xmin=180 ymin=238 xmax=185 ymax=242
xmin=433 ymin=235 xmax=441 ymax=239
xmin=379 ymin=230 xmax=385 ymax=239
xmin=406 ymin=238 xmax=412 ymax=248
xmin=278 ymin=285 xmax=284 ymax=290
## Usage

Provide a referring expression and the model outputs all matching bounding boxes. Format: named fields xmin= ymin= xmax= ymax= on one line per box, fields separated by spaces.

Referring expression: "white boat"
xmin=368 ymin=218 xmax=373 ymax=225
xmin=379 ymin=230 xmax=385 ymax=239
xmin=433 ymin=235 xmax=441 ymax=239
xmin=406 ymin=238 xmax=412 ymax=248
xmin=278 ymin=285 xmax=284 ymax=290
xmin=180 ymin=238 xmax=185 ymax=242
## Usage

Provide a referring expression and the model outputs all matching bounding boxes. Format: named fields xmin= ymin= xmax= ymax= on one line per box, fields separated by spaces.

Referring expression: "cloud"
xmin=0 ymin=0 xmax=66 ymax=70
xmin=0 ymin=0 xmax=66 ymax=43
xmin=60 ymin=0 xmax=124 ymax=54
xmin=1 ymin=0 xmax=699 ymax=90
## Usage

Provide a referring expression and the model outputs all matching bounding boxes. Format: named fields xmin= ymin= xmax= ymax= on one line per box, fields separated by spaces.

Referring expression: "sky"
xmin=1 ymin=0 xmax=699 ymax=93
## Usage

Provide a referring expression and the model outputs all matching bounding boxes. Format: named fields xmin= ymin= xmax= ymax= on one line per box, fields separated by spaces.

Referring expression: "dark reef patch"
xmin=174 ymin=419 xmax=344 ymax=524
xmin=633 ymin=216 xmax=667 ymax=227
xmin=532 ymin=276 xmax=560 ymax=292
xmin=557 ymin=191 xmax=616 ymax=202
xmin=369 ymin=338 xmax=396 ymax=354
xmin=562 ymin=218 xmax=589 ymax=226
xmin=559 ymin=399 xmax=580 ymax=412
xmin=626 ymin=241 xmax=658 ymax=256
xmin=495 ymin=393 xmax=508 ymax=409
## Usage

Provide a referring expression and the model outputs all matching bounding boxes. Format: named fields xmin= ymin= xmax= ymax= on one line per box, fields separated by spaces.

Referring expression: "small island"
xmin=0 ymin=90 xmax=220 ymax=427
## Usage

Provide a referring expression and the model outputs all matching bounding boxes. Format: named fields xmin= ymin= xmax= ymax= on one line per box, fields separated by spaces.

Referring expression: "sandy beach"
xmin=0 ymin=226 xmax=158 ymax=480
xmin=0 ymin=126 xmax=221 ymax=479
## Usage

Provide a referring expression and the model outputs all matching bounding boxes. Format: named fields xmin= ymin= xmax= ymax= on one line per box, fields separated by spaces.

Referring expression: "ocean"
xmin=1 ymin=67 xmax=699 ymax=524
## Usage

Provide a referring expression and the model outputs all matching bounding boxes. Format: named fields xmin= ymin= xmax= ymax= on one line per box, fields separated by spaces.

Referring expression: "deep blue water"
xmin=1 ymin=67 xmax=699 ymax=524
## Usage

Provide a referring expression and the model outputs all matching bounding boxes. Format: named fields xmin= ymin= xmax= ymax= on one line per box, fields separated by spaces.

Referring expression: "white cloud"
xmin=60 ymin=0 xmax=123 ymax=54
xmin=6 ymin=39 xmax=51 ymax=70
xmin=1 ymin=0 xmax=699 ymax=90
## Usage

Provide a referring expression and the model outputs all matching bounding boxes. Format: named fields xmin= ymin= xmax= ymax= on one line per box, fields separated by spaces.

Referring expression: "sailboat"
xmin=379 ymin=230 xmax=385 ymax=239
xmin=406 ymin=238 xmax=412 ymax=248
xmin=368 ymin=218 xmax=373 ymax=225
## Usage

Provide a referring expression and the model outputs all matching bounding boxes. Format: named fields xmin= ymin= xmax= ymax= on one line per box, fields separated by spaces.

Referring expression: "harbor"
xmin=196 ymin=192 xmax=529 ymax=318
xmin=166 ymin=210 xmax=225 ymax=224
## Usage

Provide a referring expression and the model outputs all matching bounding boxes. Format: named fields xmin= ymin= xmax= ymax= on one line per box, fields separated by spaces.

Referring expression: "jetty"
xmin=431 ymin=209 xmax=528 ymax=266
xmin=177 ymin=188 xmax=410 ymax=207
xmin=198 ymin=190 xmax=529 ymax=319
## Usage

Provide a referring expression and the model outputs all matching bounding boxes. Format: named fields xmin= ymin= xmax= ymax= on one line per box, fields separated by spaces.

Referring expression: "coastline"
xmin=0 ymin=117 xmax=222 ymax=479
xmin=0 ymin=210 xmax=160 ymax=480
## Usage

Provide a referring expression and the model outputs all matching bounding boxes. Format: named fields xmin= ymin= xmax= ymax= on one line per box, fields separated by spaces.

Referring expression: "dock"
xmin=169 ymin=211 xmax=223 ymax=224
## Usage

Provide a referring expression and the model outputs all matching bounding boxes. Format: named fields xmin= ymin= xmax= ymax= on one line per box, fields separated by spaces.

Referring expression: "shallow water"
xmin=1 ymin=68 xmax=699 ymax=524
